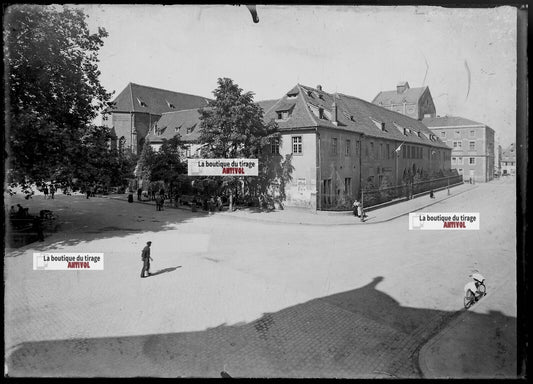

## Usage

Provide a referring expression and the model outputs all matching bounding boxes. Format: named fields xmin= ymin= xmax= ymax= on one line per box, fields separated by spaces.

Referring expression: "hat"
xmin=147 ymin=241 xmax=152 ymax=245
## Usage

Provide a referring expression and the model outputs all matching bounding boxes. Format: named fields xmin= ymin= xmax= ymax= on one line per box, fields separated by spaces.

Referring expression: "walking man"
xmin=141 ymin=241 xmax=153 ymax=278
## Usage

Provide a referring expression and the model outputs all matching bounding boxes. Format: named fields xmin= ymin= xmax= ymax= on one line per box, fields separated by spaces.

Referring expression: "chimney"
xmin=396 ymin=81 xmax=410 ymax=94
xmin=332 ymin=98 xmax=338 ymax=126
xmin=316 ymin=85 xmax=322 ymax=91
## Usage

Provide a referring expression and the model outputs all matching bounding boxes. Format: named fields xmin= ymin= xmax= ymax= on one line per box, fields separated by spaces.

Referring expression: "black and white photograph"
xmin=3 ymin=3 xmax=526 ymax=378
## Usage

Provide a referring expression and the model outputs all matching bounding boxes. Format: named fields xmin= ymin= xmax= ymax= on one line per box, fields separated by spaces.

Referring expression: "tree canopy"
xmin=4 ymin=5 xmax=116 ymax=186
xmin=197 ymin=78 xmax=293 ymax=207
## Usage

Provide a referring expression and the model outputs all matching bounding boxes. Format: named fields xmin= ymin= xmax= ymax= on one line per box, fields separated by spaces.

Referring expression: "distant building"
xmin=501 ymin=143 xmax=516 ymax=176
xmin=496 ymin=144 xmax=502 ymax=176
xmin=103 ymin=83 xmax=210 ymax=154
xmin=423 ymin=116 xmax=495 ymax=182
xmin=372 ymin=81 xmax=436 ymax=121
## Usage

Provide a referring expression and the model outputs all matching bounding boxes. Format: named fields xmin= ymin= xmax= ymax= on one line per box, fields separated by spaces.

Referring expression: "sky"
xmin=78 ymin=4 xmax=517 ymax=148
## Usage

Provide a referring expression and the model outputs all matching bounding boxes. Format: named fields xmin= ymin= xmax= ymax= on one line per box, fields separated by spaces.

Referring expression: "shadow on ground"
xmin=6 ymin=276 xmax=516 ymax=378
xmin=4 ymin=194 xmax=201 ymax=257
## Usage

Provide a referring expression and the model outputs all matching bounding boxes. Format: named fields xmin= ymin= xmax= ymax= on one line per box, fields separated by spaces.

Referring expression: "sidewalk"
xmin=110 ymin=183 xmax=477 ymax=226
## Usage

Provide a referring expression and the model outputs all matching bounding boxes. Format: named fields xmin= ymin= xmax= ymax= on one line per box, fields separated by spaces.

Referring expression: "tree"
xmin=4 ymin=5 xmax=113 ymax=185
xmin=198 ymin=78 xmax=292 ymax=206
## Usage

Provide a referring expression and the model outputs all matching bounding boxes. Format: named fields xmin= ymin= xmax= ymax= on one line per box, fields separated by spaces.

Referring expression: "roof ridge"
xmin=160 ymin=107 xmax=204 ymax=115
xmin=129 ymin=82 xmax=210 ymax=99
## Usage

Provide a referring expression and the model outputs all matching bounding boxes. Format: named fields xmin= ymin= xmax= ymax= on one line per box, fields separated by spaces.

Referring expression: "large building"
xmin=103 ymin=83 xmax=210 ymax=154
xmin=423 ymin=116 xmax=495 ymax=182
xmin=148 ymin=84 xmax=452 ymax=209
xmin=501 ymin=143 xmax=516 ymax=176
xmin=372 ymin=81 xmax=436 ymax=121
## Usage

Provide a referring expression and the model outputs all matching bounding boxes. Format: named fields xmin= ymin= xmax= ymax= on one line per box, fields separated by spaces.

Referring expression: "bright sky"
xmin=79 ymin=4 xmax=517 ymax=148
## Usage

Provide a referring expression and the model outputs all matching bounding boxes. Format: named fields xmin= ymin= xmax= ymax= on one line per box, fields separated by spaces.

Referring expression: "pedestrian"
xmin=429 ymin=189 xmax=435 ymax=199
xmin=216 ymin=195 xmax=223 ymax=211
xmin=137 ymin=187 xmax=142 ymax=201
xmin=352 ymin=199 xmax=360 ymax=217
xmin=128 ymin=190 xmax=134 ymax=203
xmin=49 ymin=184 xmax=55 ymax=199
xmin=86 ymin=186 xmax=90 ymax=199
xmin=33 ymin=217 xmax=45 ymax=242
xmin=140 ymin=241 xmax=153 ymax=278
xmin=43 ymin=184 xmax=49 ymax=199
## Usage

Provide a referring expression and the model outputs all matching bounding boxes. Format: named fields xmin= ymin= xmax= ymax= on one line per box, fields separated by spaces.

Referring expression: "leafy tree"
xmin=4 ymin=5 xmax=113 ymax=185
xmin=136 ymin=137 xmax=187 ymax=194
xmin=197 ymin=78 xmax=292 ymax=206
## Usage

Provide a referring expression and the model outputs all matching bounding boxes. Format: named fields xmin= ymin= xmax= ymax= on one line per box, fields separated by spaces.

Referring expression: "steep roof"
xmin=501 ymin=143 xmax=515 ymax=160
xmin=422 ymin=116 xmax=486 ymax=128
xmin=372 ymin=86 xmax=428 ymax=106
xmin=108 ymin=82 xmax=211 ymax=115
xmin=146 ymin=108 xmax=202 ymax=144
xmin=263 ymin=84 xmax=449 ymax=148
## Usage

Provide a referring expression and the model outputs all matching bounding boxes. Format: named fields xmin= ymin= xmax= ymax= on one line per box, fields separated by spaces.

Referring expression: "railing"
xmin=320 ymin=175 xmax=463 ymax=211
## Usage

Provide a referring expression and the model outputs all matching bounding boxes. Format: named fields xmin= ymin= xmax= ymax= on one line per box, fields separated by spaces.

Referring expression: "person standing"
xmin=49 ymin=184 xmax=55 ymax=199
xmin=352 ymin=199 xmax=360 ymax=217
xmin=140 ymin=241 xmax=153 ymax=278
xmin=137 ymin=187 xmax=142 ymax=201
xmin=43 ymin=184 xmax=49 ymax=199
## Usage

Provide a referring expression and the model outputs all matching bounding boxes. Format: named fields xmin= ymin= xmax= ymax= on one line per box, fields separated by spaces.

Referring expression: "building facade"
xmin=372 ymin=81 xmax=436 ymax=121
xmin=501 ymin=143 xmax=516 ymax=176
xmin=140 ymin=83 xmax=452 ymax=210
xmin=103 ymin=83 xmax=210 ymax=155
xmin=423 ymin=116 xmax=495 ymax=182
xmin=263 ymin=84 xmax=451 ymax=209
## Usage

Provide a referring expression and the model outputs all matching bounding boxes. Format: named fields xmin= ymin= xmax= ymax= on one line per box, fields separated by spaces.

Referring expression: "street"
xmin=4 ymin=177 xmax=516 ymax=377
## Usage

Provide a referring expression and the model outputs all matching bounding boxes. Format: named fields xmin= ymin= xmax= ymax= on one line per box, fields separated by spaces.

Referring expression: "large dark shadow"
xmin=5 ymin=276 xmax=517 ymax=378
xmin=4 ymin=194 xmax=207 ymax=257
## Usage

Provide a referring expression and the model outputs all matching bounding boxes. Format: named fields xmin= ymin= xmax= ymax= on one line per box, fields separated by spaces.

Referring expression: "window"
xmin=403 ymin=145 xmax=406 ymax=159
xmin=455 ymin=130 xmax=461 ymax=138
xmin=136 ymin=97 xmax=148 ymax=107
xmin=370 ymin=142 xmax=374 ymax=157
xmin=118 ymin=137 xmax=126 ymax=155
xmin=186 ymin=124 xmax=196 ymax=134
xmin=332 ymin=138 xmax=338 ymax=155
xmin=319 ymin=108 xmax=325 ymax=119
xmin=387 ymin=144 xmax=390 ymax=159
xmin=441 ymin=131 xmax=446 ymax=138
xmin=345 ymin=140 xmax=351 ymax=156
xmin=185 ymin=146 xmax=191 ymax=158
xmin=166 ymin=100 xmax=176 ymax=109
xmin=356 ymin=140 xmax=360 ymax=155
xmin=277 ymin=110 xmax=291 ymax=120
xmin=344 ymin=178 xmax=351 ymax=194
xmin=380 ymin=143 xmax=383 ymax=159
xmin=470 ymin=130 xmax=475 ymax=137
xmin=469 ymin=157 xmax=476 ymax=165
xmin=453 ymin=141 xmax=462 ymax=148
xmin=292 ymin=136 xmax=302 ymax=154
xmin=452 ymin=157 xmax=456 ymax=164
xmin=271 ymin=139 xmax=280 ymax=155
xmin=457 ymin=157 xmax=463 ymax=165
xmin=469 ymin=141 xmax=475 ymax=150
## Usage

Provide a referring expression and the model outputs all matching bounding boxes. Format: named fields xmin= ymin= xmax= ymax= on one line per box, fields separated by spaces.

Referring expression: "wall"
xmin=279 ymin=131 xmax=317 ymax=208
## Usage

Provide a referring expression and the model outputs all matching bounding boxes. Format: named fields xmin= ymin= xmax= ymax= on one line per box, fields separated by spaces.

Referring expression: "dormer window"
xmin=319 ymin=108 xmax=325 ymax=119
xmin=186 ymin=124 xmax=197 ymax=134
xmin=166 ymin=100 xmax=176 ymax=109
xmin=370 ymin=118 xmax=386 ymax=131
xmin=175 ymin=126 xmax=180 ymax=133
xmin=318 ymin=94 xmax=324 ymax=100
xmin=307 ymin=90 xmax=313 ymax=97
xmin=136 ymin=97 xmax=148 ymax=107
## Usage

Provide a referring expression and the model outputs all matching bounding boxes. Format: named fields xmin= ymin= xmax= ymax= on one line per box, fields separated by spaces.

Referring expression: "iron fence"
xmin=320 ymin=175 xmax=464 ymax=211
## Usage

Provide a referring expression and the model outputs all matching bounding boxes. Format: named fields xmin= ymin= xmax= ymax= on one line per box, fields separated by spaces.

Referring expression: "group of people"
xmin=42 ymin=184 xmax=56 ymax=199
xmin=352 ymin=199 xmax=365 ymax=219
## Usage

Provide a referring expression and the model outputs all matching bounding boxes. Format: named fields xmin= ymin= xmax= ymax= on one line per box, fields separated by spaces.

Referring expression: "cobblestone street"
xmin=4 ymin=178 xmax=517 ymax=377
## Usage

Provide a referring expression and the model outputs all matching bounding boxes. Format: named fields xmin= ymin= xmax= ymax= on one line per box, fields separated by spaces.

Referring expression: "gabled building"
xmin=372 ymin=81 xmax=436 ymax=121
xmin=423 ymin=116 xmax=495 ymax=182
xmin=141 ymin=83 xmax=451 ymax=210
xmin=501 ymin=143 xmax=516 ymax=176
xmin=262 ymin=84 xmax=451 ymax=209
xmin=103 ymin=82 xmax=210 ymax=154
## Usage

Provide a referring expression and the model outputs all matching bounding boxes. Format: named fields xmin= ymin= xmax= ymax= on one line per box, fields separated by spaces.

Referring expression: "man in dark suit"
xmin=141 ymin=241 xmax=153 ymax=278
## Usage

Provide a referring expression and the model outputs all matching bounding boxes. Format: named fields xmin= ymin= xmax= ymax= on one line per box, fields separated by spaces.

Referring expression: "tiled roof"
xmin=256 ymin=99 xmax=280 ymax=115
xmin=263 ymin=84 xmax=449 ymax=148
xmin=108 ymin=83 xmax=211 ymax=115
xmin=422 ymin=116 xmax=485 ymax=128
xmin=501 ymin=143 xmax=515 ymax=160
xmin=372 ymin=86 xmax=428 ymax=106
xmin=145 ymin=108 xmax=203 ymax=144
